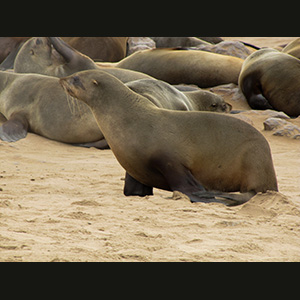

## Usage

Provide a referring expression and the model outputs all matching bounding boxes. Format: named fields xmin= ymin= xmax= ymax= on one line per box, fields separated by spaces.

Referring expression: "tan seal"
xmin=97 ymin=48 xmax=244 ymax=88
xmin=125 ymin=79 xmax=231 ymax=112
xmin=60 ymin=69 xmax=278 ymax=205
xmin=0 ymin=71 xmax=107 ymax=148
xmin=14 ymin=37 xmax=153 ymax=82
xmin=238 ymin=48 xmax=300 ymax=117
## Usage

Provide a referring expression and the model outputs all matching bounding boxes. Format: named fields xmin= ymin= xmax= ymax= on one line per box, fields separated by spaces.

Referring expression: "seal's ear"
xmin=93 ymin=80 xmax=99 ymax=86
xmin=225 ymin=102 xmax=232 ymax=112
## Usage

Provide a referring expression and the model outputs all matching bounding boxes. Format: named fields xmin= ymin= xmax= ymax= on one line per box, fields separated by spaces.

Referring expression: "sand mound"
xmin=238 ymin=191 xmax=300 ymax=218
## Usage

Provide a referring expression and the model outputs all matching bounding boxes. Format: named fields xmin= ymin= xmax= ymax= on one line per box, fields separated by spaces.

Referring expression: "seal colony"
xmin=1 ymin=36 xmax=293 ymax=207
xmin=60 ymin=70 xmax=278 ymax=205
xmin=0 ymin=70 xmax=229 ymax=148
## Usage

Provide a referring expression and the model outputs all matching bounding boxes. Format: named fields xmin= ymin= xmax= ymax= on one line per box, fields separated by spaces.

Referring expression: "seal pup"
xmin=98 ymin=48 xmax=244 ymax=88
xmin=238 ymin=48 xmax=300 ymax=117
xmin=60 ymin=69 xmax=278 ymax=205
xmin=14 ymin=37 xmax=154 ymax=82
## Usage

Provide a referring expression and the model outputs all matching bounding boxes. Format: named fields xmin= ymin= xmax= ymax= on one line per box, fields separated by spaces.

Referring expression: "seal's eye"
xmin=211 ymin=103 xmax=217 ymax=108
xmin=93 ymin=80 xmax=99 ymax=86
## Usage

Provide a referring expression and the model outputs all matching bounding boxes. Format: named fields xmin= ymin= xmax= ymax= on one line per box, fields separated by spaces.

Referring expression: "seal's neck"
xmin=87 ymin=80 xmax=157 ymax=138
xmin=0 ymin=71 xmax=16 ymax=92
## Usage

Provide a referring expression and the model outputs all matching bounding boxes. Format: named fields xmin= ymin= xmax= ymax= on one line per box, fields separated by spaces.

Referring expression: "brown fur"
xmin=61 ymin=37 xmax=128 ymax=62
xmin=0 ymin=37 xmax=31 ymax=63
xmin=99 ymin=48 xmax=244 ymax=88
xmin=14 ymin=37 xmax=152 ymax=82
xmin=239 ymin=48 xmax=300 ymax=117
xmin=60 ymin=70 xmax=278 ymax=205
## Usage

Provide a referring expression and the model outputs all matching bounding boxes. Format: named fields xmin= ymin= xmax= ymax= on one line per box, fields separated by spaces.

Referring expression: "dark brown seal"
xmin=61 ymin=37 xmax=128 ymax=62
xmin=238 ymin=48 xmax=300 ymax=117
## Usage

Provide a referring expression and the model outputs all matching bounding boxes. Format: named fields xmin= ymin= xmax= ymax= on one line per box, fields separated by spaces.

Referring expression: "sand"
xmin=0 ymin=37 xmax=300 ymax=262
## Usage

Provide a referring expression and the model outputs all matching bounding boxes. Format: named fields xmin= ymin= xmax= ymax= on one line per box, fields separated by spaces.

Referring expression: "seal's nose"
xmin=72 ymin=76 xmax=86 ymax=90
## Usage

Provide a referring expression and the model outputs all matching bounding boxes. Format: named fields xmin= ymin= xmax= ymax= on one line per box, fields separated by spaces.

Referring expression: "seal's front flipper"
xmin=124 ymin=172 xmax=153 ymax=197
xmin=73 ymin=139 xmax=110 ymax=149
xmin=0 ymin=115 xmax=28 ymax=142
xmin=248 ymin=93 xmax=274 ymax=110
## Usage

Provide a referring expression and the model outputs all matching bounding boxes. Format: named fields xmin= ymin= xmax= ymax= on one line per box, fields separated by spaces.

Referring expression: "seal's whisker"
xmin=62 ymin=85 xmax=83 ymax=116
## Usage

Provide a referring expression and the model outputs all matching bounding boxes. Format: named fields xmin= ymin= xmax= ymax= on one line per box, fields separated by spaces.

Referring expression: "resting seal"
xmin=126 ymin=79 xmax=231 ymax=112
xmin=14 ymin=37 xmax=153 ymax=83
xmin=238 ymin=48 xmax=300 ymax=117
xmin=60 ymin=69 xmax=278 ymax=205
xmin=0 ymin=71 xmax=229 ymax=148
xmin=60 ymin=37 xmax=128 ymax=62
xmin=0 ymin=71 xmax=107 ymax=148
xmin=98 ymin=48 xmax=244 ymax=88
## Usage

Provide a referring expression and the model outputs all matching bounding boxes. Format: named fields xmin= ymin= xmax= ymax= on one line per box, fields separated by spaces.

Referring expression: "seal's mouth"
xmin=60 ymin=78 xmax=78 ymax=98
xmin=60 ymin=75 xmax=86 ymax=91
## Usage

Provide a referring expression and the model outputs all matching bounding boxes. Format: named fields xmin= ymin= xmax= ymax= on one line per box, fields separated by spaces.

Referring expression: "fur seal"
xmin=0 ymin=37 xmax=31 ymax=64
xmin=14 ymin=37 xmax=230 ymax=113
xmin=0 ymin=71 xmax=106 ymax=148
xmin=98 ymin=48 xmax=244 ymax=88
xmin=238 ymin=48 xmax=300 ymax=117
xmin=60 ymin=69 xmax=278 ymax=205
xmin=60 ymin=37 xmax=128 ymax=62
xmin=126 ymin=79 xmax=231 ymax=112
xmin=150 ymin=37 xmax=211 ymax=48
xmin=14 ymin=37 xmax=153 ymax=82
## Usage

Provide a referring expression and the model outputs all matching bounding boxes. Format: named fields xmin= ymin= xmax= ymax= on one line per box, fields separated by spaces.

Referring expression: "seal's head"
xmin=15 ymin=37 xmax=97 ymax=77
xmin=14 ymin=37 xmax=63 ymax=74
xmin=60 ymin=70 xmax=113 ymax=105
xmin=185 ymin=90 xmax=232 ymax=113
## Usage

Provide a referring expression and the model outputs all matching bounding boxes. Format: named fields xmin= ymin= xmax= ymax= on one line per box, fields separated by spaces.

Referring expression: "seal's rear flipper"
xmin=152 ymin=158 xmax=235 ymax=205
xmin=0 ymin=116 xmax=28 ymax=142
xmin=191 ymin=191 xmax=255 ymax=206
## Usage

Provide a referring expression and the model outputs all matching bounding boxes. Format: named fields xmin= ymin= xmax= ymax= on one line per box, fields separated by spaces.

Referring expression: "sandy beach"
xmin=0 ymin=37 xmax=299 ymax=262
